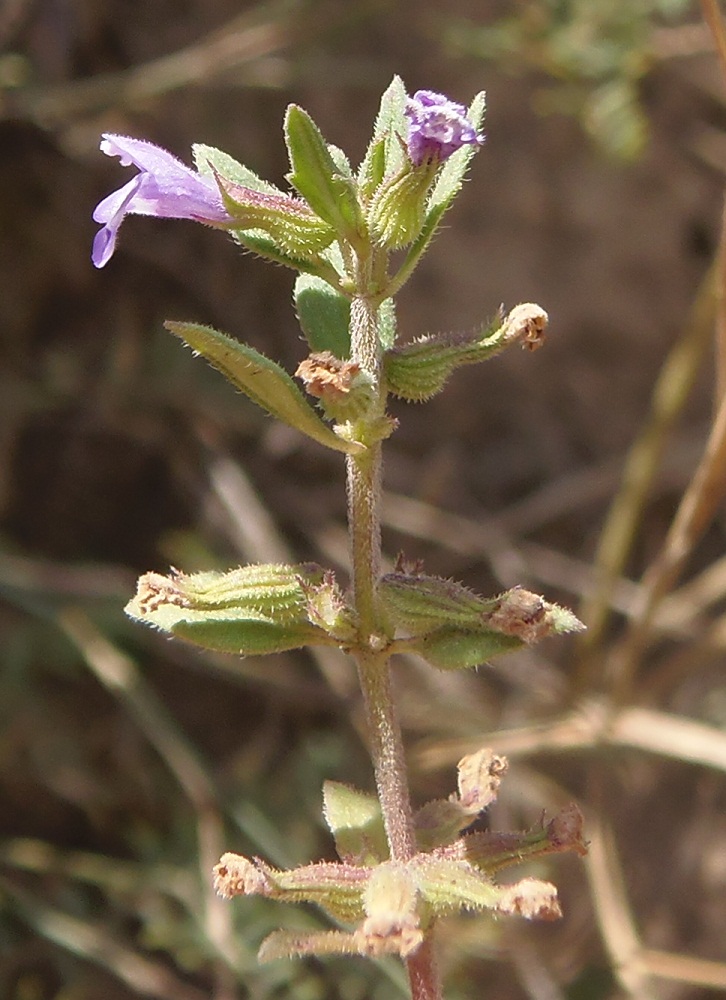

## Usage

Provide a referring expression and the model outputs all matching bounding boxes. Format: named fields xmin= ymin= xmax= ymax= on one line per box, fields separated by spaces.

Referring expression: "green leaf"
xmin=357 ymin=138 xmax=387 ymax=199
xmin=294 ymin=273 xmax=351 ymax=356
xmin=413 ymin=627 xmax=523 ymax=670
xmin=284 ymin=105 xmax=363 ymax=237
xmin=192 ymin=143 xmax=281 ymax=195
xmin=164 ymin=321 xmax=363 ymax=455
xmin=410 ymin=585 xmax=585 ymax=670
xmin=371 ymin=75 xmax=409 ymax=146
xmin=359 ymin=75 xmax=408 ymax=191
xmin=322 ymin=781 xmax=388 ymax=864
xmin=163 ymin=615 xmax=327 ymax=655
xmin=327 ymin=144 xmax=355 ymax=178
xmin=427 ymin=91 xmax=486 ymax=216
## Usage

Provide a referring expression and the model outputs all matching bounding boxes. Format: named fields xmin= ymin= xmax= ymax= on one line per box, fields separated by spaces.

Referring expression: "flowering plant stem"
xmin=346 ymin=276 xmax=441 ymax=999
xmin=102 ymin=82 xmax=588 ymax=996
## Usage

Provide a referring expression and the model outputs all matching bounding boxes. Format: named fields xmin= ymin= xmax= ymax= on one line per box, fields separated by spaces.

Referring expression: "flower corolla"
xmin=404 ymin=91 xmax=482 ymax=167
xmin=92 ymin=134 xmax=232 ymax=268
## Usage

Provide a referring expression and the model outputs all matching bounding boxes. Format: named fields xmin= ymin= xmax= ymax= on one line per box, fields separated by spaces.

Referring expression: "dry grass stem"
xmin=612 ymin=385 xmax=726 ymax=700
xmin=584 ymin=811 xmax=657 ymax=1000
xmin=576 ymin=265 xmax=716 ymax=672
xmin=415 ymin=702 xmax=726 ymax=774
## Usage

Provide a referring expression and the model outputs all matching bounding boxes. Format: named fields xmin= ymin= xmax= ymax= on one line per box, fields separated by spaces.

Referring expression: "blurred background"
xmin=2 ymin=1 xmax=726 ymax=998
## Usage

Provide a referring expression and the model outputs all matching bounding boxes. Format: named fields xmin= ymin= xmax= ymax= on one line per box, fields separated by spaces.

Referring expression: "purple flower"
xmin=92 ymin=134 xmax=233 ymax=268
xmin=404 ymin=91 xmax=482 ymax=167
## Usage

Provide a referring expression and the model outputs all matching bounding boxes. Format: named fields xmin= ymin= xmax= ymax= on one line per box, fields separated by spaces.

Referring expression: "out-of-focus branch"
xmin=0 ymin=2 xmax=295 ymax=127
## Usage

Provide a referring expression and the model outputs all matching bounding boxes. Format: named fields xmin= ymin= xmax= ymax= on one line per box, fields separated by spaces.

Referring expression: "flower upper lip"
xmin=91 ymin=134 xmax=233 ymax=268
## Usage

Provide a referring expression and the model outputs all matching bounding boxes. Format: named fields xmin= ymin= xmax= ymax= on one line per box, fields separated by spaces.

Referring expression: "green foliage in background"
xmin=445 ymin=0 xmax=693 ymax=159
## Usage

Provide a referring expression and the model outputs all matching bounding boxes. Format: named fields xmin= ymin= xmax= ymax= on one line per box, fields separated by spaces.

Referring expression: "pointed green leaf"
xmin=427 ymin=91 xmax=486 ymax=215
xmin=164 ymin=321 xmax=363 ymax=455
xmin=327 ymin=144 xmax=354 ymax=178
xmin=358 ymin=137 xmax=387 ymax=199
xmin=371 ymin=75 xmax=409 ymax=145
xmin=284 ymin=104 xmax=363 ymax=236
xmin=323 ymin=781 xmax=388 ymax=864
xmin=359 ymin=75 xmax=408 ymax=191
xmin=294 ymin=273 xmax=351 ymax=357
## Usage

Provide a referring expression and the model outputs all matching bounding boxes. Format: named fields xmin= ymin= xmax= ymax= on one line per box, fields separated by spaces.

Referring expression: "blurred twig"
xmin=0 ymin=1 xmax=295 ymax=127
xmin=639 ymin=950 xmax=726 ymax=990
xmin=610 ymin=384 xmax=726 ymax=702
xmin=0 ymin=836 xmax=196 ymax=908
xmin=414 ymin=701 xmax=726 ymax=774
xmin=575 ymin=265 xmax=716 ymax=683
xmin=208 ymin=454 xmax=292 ymax=564
xmin=588 ymin=795 xmax=726 ymax=992
xmin=584 ymin=809 xmax=657 ymax=1000
xmin=703 ymin=0 xmax=726 ymax=400
xmin=0 ymin=549 xmax=135 ymax=600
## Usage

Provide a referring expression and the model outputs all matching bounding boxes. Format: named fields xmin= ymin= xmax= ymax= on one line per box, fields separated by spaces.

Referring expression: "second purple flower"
xmin=404 ymin=90 xmax=483 ymax=167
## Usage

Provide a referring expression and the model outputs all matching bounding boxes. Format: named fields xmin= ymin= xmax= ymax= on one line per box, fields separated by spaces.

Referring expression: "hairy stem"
xmin=346 ymin=283 xmax=384 ymax=639
xmin=406 ymin=937 xmax=442 ymax=1000
xmin=355 ymin=650 xmax=416 ymax=860
xmin=347 ymin=436 xmax=382 ymax=636
xmin=346 ymin=271 xmax=441 ymax=999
